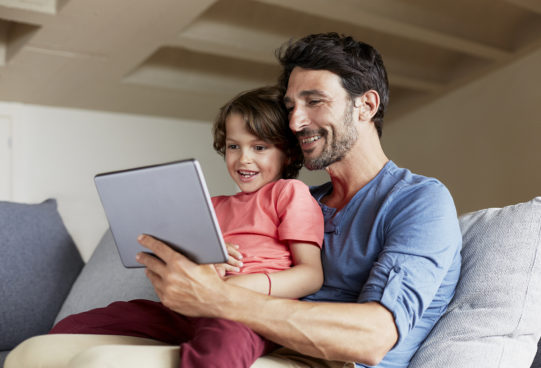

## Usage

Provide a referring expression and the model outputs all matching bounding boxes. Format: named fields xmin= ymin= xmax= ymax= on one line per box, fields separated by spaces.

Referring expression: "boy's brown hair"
xmin=213 ymin=86 xmax=303 ymax=179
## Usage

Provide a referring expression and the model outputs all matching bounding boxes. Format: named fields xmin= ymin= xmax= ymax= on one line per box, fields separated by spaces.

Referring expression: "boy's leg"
xmin=50 ymin=299 xmax=194 ymax=344
xmin=180 ymin=317 xmax=278 ymax=368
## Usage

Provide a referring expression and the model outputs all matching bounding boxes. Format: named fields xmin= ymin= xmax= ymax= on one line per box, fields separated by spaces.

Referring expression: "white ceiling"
xmin=1 ymin=0 xmax=541 ymax=122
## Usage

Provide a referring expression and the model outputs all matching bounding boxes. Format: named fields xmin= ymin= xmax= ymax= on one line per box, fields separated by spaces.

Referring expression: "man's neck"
xmin=321 ymin=135 xmax=388 ymax=211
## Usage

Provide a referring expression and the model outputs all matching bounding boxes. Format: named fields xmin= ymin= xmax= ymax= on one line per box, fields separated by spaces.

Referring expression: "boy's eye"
xmin=254 ymin=145 xmax=267 ymax=151
xmin=226 ymin=144 xmax=239 ymax=150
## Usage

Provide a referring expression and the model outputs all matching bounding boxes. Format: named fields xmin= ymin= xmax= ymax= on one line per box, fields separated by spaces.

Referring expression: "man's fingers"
xmin=137 ymin=234 xmax=177 ymax=261
xmin=136 ymin=251 xmax=166 ymax=273
xmin=144 ymin=268 xmax=164 ymax=296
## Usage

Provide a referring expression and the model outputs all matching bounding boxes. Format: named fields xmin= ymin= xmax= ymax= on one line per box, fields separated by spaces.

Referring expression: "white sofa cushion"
xmin=409 ymin=197 xmax=541 ymax=367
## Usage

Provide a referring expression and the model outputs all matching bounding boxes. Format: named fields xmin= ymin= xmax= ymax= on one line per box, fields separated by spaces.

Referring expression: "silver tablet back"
xmin=95 ymin=159 xmax=228 ymax=268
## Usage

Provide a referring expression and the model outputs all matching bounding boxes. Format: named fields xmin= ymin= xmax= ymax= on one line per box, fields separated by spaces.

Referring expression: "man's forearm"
xmin=219 ymin=284 xmax=398 ymax=366
xmin=136 ymin=235 xmax=397 ymax=365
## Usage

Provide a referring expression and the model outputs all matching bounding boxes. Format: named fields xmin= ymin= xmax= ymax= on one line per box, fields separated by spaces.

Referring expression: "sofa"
xmin=1 ymin=197 xmax=541 ymax=367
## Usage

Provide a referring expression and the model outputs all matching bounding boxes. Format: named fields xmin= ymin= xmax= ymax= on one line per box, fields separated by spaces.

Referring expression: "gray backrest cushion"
xmin=0 ymin=199 xmax=83 ymax=350
xmin=409 ymin=197 xmax=541 ymax=367
xmin=0 ymin=351 xmax=8 ymax=368
xmin=54 ymin=229 xmax=158 ymax=323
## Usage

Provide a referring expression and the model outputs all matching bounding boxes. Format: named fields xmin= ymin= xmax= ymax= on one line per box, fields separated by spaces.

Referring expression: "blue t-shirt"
xmin=304 ymin=161 xmax=462 ymax=368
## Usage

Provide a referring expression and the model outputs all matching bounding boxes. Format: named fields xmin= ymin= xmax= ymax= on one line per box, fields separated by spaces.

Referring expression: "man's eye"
xmin=309 ymin=100 xmax=321 ymax=106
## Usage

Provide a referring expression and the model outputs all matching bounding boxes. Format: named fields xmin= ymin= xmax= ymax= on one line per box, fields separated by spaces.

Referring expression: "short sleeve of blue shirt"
xmin=306 ymin=161 xmax=462 ymax=368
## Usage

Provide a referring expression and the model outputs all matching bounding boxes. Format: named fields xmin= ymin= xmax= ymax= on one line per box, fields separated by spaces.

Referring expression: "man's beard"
xmin=302 ymin=103 xmax=358 ymax=170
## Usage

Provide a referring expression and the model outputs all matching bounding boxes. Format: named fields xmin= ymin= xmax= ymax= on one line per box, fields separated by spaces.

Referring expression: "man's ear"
xmin=354 ymin=90 xmax=380 ymax=121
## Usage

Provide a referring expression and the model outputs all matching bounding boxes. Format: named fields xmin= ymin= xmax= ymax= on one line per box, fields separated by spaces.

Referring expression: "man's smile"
xmin=301 ymin=135 xmax=321 ymax=145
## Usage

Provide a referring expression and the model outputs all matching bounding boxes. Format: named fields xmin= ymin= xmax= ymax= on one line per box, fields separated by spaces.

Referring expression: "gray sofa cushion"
xmin=54 ymin=229 xmax=159 ymax=324
xmin=409 ymin=197 xmax=541 ymax=367
xmin=0 ymin=199 xmax=83 ymax=350
xmin=0 ymin=351 xmax=8 ymax=368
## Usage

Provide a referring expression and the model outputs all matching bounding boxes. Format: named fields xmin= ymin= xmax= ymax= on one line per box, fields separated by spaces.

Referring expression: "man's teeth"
xmin=302 ymin=136 xmax=321 ymax=144
xmin=239 ymin=171 xmax=257 ymax=177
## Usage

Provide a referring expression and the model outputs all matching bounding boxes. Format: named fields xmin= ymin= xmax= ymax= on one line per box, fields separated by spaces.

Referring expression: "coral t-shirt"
xmin=211 ymin=179 xmax=324 ymax=275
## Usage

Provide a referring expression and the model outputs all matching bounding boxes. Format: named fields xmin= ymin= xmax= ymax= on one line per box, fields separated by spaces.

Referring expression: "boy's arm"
xmin=224 ymin=242 xmax=323 ymax=298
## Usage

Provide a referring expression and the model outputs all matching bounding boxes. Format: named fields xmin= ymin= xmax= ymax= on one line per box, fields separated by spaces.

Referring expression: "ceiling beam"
xmin=173 ymin=13 xmax=288 ymax=64
xmin=389 ymin=75 xmax=442 ymax=93
xmin=175 ymin=22 xmax=443 ymax=94
xmin=254 ymin=0 xmax=511 ymax=60
xmin=0 ymin=0 xmax=56 ymax=14
xmin=503 ymin=0 xmax=541 ymax=14
xmin=0 ymin=21 xmax=7 ymax=65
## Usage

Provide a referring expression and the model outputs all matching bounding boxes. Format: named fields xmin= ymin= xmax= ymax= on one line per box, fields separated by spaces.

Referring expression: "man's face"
xmin=284 ymin=67 xmax=358 ymax=170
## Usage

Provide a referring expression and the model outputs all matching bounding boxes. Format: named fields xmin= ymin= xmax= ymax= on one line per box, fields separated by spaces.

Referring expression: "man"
xmin=6 ymin=33 xmax=461 ymax=368
xmin=137 ymin=33 xmax=462 ymax=367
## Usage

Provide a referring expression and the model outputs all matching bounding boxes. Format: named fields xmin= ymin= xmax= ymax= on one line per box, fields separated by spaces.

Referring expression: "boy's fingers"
xmin=225 ymin=243 xmax=243 ymax=260
xmin=224 ymin=263 xmax=241 ymax=273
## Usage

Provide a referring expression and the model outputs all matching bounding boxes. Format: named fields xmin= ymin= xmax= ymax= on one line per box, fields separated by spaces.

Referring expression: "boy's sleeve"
xmin=276 ymin=180 xmax=324 ymax=247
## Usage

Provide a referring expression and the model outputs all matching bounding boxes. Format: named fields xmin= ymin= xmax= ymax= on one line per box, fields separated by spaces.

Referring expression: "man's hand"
xmin=135 ymin=234 xmax=227 ymax=318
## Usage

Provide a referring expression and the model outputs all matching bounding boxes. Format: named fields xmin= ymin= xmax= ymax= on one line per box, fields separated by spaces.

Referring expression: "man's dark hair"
xmin=276 ymin=32 xmax=389 ymax=137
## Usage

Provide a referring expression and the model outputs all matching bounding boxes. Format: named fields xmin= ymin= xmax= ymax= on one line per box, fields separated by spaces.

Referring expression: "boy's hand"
xmin=214 ymin=243 xmax=244 ymax=278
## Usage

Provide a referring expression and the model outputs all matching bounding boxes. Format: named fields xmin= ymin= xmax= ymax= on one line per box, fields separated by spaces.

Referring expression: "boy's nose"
xmin=239 ymin=150 xmax=252 ymax=163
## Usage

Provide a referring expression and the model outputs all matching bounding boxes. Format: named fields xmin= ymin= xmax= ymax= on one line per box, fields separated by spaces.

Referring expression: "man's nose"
xmin=289 ymin=106 xmax=309 ymax=132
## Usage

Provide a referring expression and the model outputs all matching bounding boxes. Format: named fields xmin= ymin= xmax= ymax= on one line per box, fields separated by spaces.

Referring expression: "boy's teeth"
xmin=239 ymin=170 xmax=256 ymax=177
xmin=302 ymin=136 xmax=321 ymax=144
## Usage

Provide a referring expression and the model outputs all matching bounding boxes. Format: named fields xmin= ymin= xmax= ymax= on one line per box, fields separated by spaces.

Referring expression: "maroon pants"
xmin=50 ymin=299 xmax=277 ymax=368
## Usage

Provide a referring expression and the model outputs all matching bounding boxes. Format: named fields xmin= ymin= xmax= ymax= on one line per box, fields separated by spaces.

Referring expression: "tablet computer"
xmin=94 ymin=159 xmax=228 ymax=268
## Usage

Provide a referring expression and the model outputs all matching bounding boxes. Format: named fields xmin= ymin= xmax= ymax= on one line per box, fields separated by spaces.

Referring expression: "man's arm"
xmin=136 ymin=234 xmax=398 ymax=366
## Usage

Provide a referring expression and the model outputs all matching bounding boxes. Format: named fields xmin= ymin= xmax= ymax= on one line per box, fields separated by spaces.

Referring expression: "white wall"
xmin=383 ymin=47 xmax=541 ymax=215
xmin=0 ymin=115 xmax=12 ymax=199
xmin=0 ymin=102 xmax=236 ymax=260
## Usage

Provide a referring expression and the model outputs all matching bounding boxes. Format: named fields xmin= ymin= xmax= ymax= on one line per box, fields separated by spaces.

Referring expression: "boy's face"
xmin=224 ymin=113 xmax=286 ymax=193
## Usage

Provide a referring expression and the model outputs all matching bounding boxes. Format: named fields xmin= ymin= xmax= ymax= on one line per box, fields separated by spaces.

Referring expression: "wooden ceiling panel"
xmin=0 ymin=0 xmax=540 ymax=121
